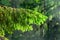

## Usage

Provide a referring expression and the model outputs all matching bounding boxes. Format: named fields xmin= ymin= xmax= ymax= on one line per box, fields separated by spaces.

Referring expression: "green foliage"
xmin=0 ymin=36 xmax=9 ymax=40
xmin=0 ymin=0 xmax=40 ymax=9
xmin=24 ymin=0 xmax=40 ymax=3
xmin=0 ymin=0 xmax=10 ymax=6
xmin=0 ymin=6 xmax=47 ymax=36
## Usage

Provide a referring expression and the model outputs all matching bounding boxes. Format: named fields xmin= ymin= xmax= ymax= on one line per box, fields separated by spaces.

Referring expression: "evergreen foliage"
xmin=0 ymin=6 xmax=47 ymax=36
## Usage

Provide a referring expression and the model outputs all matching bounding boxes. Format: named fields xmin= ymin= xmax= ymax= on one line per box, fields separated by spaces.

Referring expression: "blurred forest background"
xmin=0 ymin=0 xmax=60 ymax=40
